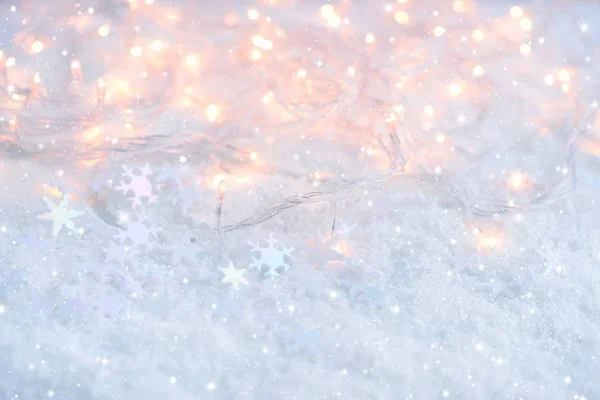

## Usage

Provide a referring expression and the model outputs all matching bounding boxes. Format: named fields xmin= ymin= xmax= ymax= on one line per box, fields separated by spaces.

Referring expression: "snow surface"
xmin=1 ymin=1 xmax=600 ymax=399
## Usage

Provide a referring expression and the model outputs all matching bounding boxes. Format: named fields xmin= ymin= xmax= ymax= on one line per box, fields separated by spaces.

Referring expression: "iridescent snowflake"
xmin=248 ymin=234 xmax=294 ymax=279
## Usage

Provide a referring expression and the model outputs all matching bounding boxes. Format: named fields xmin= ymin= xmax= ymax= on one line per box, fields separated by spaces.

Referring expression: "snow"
xmin=1 ymin=0 xmax=600 ymax=399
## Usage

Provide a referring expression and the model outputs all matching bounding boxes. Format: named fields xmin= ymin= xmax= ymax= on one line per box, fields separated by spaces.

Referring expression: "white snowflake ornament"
xmin=248 ymin=234 xmax=294 ymax=279
xmin=116 ymin=164 xmax=158 ymax=207
xmin=220 ymin=262 xmax=249 ymax=290
xmin=115 ymin=212 xmax=159 ymax=250
xmin=38 ymin=196 xmax=84 ymax=237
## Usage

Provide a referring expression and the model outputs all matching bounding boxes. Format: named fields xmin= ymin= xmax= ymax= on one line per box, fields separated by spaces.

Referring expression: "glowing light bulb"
xmin=510 ymin=6 xmax=523 ymax=18
xmin=248 ymin=9 xmax=259 ymax=20
xmin=250 ymin=152 xmax=258 ymax=160
xmin=8 ymin=118 xmax=18 ymax=133
xmin=520 ymin=43 xmax=531 ymax=55
xmin=473 ymin=64 xmax=485 ymax=77
xmin=394 ymin=11 xmax=409 ymax=25
xmin=424 ymin=105 xmax=434 ymax=116
xmin=185 ymin=55 xmax=198 ymax=67
xmin=347 ymin=66 xmax=356 ymax=76
xmin=98 ymin=24 xmax=110 ymax=37
xmin=327 ymin=14 xmax=341 ymax=27
xmin=33 ymin=73 xmax=41 ymax=84
xmin=321 ymin=4 xmax=335 ymax=19
xmin=31 ymin=40 xmax=44 ymax=53
xmin=544 ymin=74 xmax=554 ymax=85
xmin=151 ymin=40 xmax=163 ymax=52
xmin=558 ymin=69 xmax=571 ymax=82
xmin=472 ymin=29 xmax=485 ymax=41
xmin=509 ymin=172 xmax=524 ymax=189
xmin=449 ymin=83 xmax=461 ymax=96
xmin=97 ymin=78 xmax=106 ymax=106
xmin=365 ymin=33 xmax=376 ymax=44
xmin=250 ymin=49 xmax=262 ymax=60
xmin=433 ymin=26 xmax=446 ymax=37
xmin=453 ymin=0 xmax=467 ymax=13
xmin=520 ymin=17 xmax=532 ymax=31
xmin=297 ymin=69 xmax=307 ymax=78
xmin=130 ymin=46 xmax=143 ymax=57
xmin=71 ymin=60 xmax=80 ymax=70
xmin=436 ymin=134 xmax=446 ymax=144
xmin=205 ymin=104 xmax=220 ymax=122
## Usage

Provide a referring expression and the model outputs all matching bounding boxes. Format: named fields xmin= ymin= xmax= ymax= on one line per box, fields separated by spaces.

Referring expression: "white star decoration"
xmin=38 ymin=196 xmax=84 ymax=237
xmin=219 ymin=262 xmax=249 ymax=290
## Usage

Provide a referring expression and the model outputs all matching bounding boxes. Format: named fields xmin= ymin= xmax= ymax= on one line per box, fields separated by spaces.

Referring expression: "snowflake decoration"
xmin=116 ymin=164 xmax=158 ymax=207
xmin=115 ymin=212 xmax=159 ymax=251
xmin=164 ymin=233 xmax=204 ymax=265
xmin=37 ymin=196 xmax=84 ymax=237
xmin=248 ymin=234 xmax=294 ymax=279
xmin=220 ymin=262 xmax=249 ymax=290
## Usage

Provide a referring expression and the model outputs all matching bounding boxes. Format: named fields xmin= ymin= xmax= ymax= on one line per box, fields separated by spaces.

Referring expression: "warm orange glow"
xmin=130 ymin=46 xmax=143 ymax=57
xmin=453 ymin=0 xmax=467 ymax=13
xmin=365 ymin=33 xmax=376 ymax=44
xmin=98 ymin=24 xmax=110 ymax=37
xmin=472 ymin=29 xmax=485 ymax=41
xmin=31 ymin=40 xmax=44 ymax=53
xmin=33 ymin=72 xmax=41 ymax=84
xmin=42 ymin=185 xmax=63 ymax=198
xmin=558 ymin=69 xmax=571 ymax=82
xmin=8 ymin=118 xmax=18 ymax=133
xmin=448 ymin=83 xmax=461 ymax=96
xmin=433 ymin=26 xmax=446 ymax=37
xmin=510 ymin=6 xmax=524 ymax=18
xmin=185 ymin=55 xmax=198 ymax=67
xmin=205 ymin=104 xmax=220 ymax=122
xmin=71 ymin=60 xmax=80 ymax=70
xmin=320 ymin=4 xmax=335 ymax=19
xmin=520 ymin=43 xmax=531 ymax=56
xmin=150 ymin=40 xmax=164 ymax=52
xmin=394 ymin=11 xmax=409 ymax=25
xmin=250 ymin=49 xmax=262 ymax=60
xmin=520 ymin=17 xmax=532 ymax=31
xmin=247 ymin=9 xmax=259 ymax=20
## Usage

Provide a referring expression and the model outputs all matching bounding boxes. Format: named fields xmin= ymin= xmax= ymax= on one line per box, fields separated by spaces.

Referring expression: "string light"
xmin=433 ymin=26 xmax=446 ymax=37
xmin=205 ymin=104 xmax=220 ymax=122
xmin=472 ymin=64 xmax=485 ymax=77
xmin=448 ymin=83 xmax=461 ymax=97
xmin=520 ymin=43 xmax=531 ymax=56
xmin=558 ymin=69 xmax=571 ymax=82
xmin=453 ymin=0 xmax=466 ymax=13
xmin=510 ymin=6 xmax=524 ymax=18
xmin=185 ymin=55 xmax=198 ymax=67
xmin=520 ymin=17 xmax=533 ymax=31
xmin=98 ymin=24 xmax=110 ymax=37
xmin=472 ymin=29 xmax=485 ymax=41
xmin=0 ymin=0 xmax=588 ymax=241
xmin=150 ymin=40 xmax=164 ymax=52
xmin=31 ymin=40 xmax=44 ymax=53
xmin=394 ymin=11 xmax=409 ymax=25
xmin=130 ymin=46 xmax=143 ymax=57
